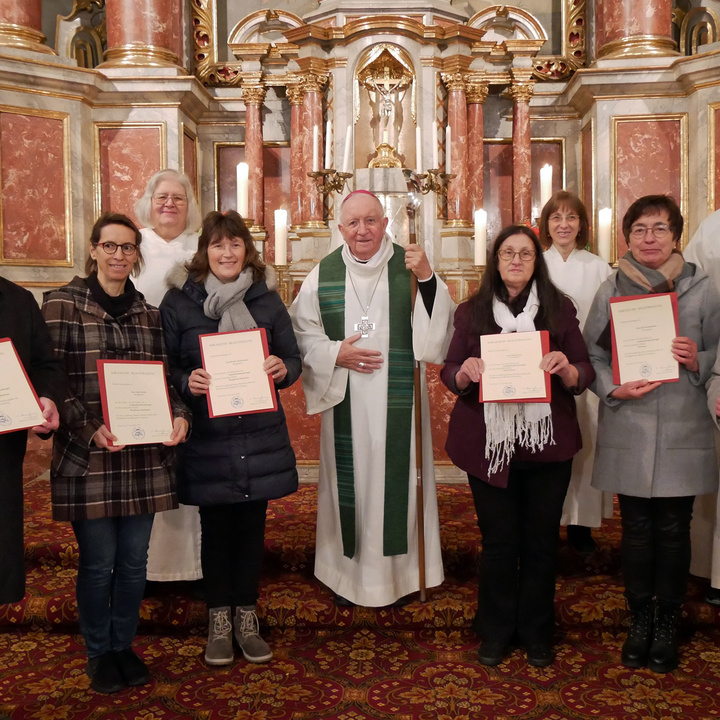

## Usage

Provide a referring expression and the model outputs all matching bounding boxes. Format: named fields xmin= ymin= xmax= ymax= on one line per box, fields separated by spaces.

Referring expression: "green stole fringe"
xmin=318 ymin=245 xmax=414 ymax=557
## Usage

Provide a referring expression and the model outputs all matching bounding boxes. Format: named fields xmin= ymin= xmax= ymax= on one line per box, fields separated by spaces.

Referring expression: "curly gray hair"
xmin=134 ymin=169 xmax=201 ymax=232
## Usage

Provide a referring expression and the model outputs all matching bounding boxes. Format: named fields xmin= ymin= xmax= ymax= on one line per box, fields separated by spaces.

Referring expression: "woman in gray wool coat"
xmin=584 ymin=195 xmax=720 ymax=674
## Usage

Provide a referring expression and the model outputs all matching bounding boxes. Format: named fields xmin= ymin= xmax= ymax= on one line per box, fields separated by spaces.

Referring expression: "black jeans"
xmin=199 ymin=500 xmax=268 ymax=609
xmin=617 ymin=494 xmax=694 ymax=608
xmin=469 ymin=460 xmax=572 ymax=646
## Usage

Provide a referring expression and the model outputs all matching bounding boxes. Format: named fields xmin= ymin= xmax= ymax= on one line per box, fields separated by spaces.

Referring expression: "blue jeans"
xmin=71 ymin=514 xmax=154 ymax=658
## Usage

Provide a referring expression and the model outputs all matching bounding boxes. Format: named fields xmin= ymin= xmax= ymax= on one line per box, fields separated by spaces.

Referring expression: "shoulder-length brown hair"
xmin=85 ymin=212 xmax=144 ymax=277
xmin=538 ymin=190 xmax=590 ymax=251
xmin=186 ymin=210 xmax=266 ymax=283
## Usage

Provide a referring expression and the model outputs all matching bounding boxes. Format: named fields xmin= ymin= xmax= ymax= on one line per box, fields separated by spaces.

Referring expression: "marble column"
xmin=300 ymin=73 xmax=328 ymax=228
xmin=597 ymin=0 xmax=677 ymax=58
xmin=0 ymin=0 xmax=54 ymax=54
xmin=242 ymin=84 xmax=267 ymax=231
xmin=442 ymin=73 xmax=470 ymax=226
xmin=509 ymin=76 xmax=534 ymax=225
xmin=102 ymin=0 xmax=182 ymax=68
xmin=286 ymin=83 xmax=306 ymax=229
xmin=466 ymin=81 xmax=489 ymax=218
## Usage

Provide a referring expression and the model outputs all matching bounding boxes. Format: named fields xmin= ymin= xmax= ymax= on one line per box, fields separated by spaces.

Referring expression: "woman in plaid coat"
xmin=42 ymin=212 xmax=190 ymax=695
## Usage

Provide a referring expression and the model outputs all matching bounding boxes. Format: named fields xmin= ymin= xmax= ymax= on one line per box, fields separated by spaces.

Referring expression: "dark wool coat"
xmin=441 ymin=296 xmax=594 ymax=488
xmin=160 ymin=267 xmax=300 ymax=506
xmin=0 ymin=277 xmax=67 ymax=603
xmin=42 ymin=277 xmax=191 ymax=522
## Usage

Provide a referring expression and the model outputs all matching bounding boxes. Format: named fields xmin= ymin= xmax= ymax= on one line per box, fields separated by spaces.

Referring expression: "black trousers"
xmin=617 ymin=494 xmax=694 ymax=608
xmin=469 ymin=460 xmax=572 ymax=646
xmin=199 ymin=500 xmax=268 ymax=609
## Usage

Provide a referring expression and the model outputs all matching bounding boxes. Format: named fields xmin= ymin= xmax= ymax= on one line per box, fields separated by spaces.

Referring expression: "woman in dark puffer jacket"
xmin=160 ymin=210 xmax=300 ymax=667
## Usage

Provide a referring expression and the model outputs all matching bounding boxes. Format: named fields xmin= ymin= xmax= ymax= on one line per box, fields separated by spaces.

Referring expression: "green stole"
xmin=318 ymin=244 xmax=414 ymax=558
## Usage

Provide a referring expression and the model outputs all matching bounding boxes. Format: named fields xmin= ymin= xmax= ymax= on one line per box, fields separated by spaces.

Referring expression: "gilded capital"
xmin=466 ymin=83 xmax=489 ymax=105
xmin=508 ymin=82 xmax=534 ymax=103
xmin=441 ymin=72 xmax=466 ymax=93
xmin=299 ymin=73 xmax=329 ymax=95
xmin=285 ymin=83 xmax=305 ymax=106
xmin=241 ymin=84 xmax=267 ymax=107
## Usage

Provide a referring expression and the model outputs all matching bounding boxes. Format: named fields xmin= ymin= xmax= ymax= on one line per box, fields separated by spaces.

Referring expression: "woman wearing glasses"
xmin=539 ymin=191 xmax=613 ymax=555
xmin=585 ymin=195 xmax=720 ymax=673
xmin=42 ymin=213 xmax=190 ymax=694
xmin=441 ymin=225 xmax=594 ymax=668
xmin=134 ymin=169 xmax=203 ymax=588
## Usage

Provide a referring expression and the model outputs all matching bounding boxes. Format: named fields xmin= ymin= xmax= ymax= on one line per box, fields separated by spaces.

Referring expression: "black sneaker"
xmin=88 ymin=651 xmax=125 ymax=694
xmin=477 ymin=641 xmax=507 ymax=666
xmin=526 ymin=644 xmax=554 ymax=667
xmin=115 ymin=648 xmax=151 ymax=686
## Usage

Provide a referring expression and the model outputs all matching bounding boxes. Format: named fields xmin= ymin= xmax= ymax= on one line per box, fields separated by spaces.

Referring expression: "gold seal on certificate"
xmin=0 ymin=337 xmax=45 ymax=434
xmin=610 ymin=293 xmax=679 ymax=385
xmin=199 ymin=328 xmax=277 ymax=418
xmin=97 ymin=360 xmax=174 ymax=446
xmin=479 ymin=330 xmax=551 ymax=403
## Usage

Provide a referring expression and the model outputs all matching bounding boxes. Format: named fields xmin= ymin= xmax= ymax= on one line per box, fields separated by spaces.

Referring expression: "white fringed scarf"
xmin=484 ymin=281 xmax=554 ymax=475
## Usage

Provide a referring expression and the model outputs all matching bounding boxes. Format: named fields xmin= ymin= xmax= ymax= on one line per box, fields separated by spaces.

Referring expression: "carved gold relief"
xmin=241 ymin=84 xmax=267 ymax=106
xmin=441 ymin=72 xmax=466 ymax=93
xmin=465 ymin=82 xmax=489 ymax=105
xmin=285 ymin=83 xmax=305 ymax=105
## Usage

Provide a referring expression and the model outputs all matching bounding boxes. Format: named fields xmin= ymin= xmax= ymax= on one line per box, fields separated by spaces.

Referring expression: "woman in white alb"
xmin=134 ymin=169 xmax=202 ymax=584
xmin=539 ymin=191 xmax=613 ymax=553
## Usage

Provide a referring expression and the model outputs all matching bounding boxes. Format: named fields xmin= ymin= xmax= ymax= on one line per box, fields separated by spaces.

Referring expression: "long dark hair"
xmin=468 ymin=225 xmax=567 ymax=336
xmin=186 ymin=210 xmax=266 ymax=283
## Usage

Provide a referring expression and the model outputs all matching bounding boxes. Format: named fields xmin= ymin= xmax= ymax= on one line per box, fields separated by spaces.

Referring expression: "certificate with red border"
xmin=199 ymin=328 xmax=277 ymax=418
xmin=97 ymin=360 xmax=174 ymax=446
xmin=610 ymin=293 xmax=679 ymax=385
xmin=0 ymin=337 xmax=45 ymax=434
xmin=479 ymin=330 xmax=551 ymax=403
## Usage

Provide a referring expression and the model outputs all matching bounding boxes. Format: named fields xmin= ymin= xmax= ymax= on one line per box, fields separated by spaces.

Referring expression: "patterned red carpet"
xmin=1 ymin=458 xmax=720 ymax=718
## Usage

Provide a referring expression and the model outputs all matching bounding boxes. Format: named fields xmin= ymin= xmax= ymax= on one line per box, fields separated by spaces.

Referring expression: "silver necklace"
xmin=348 ymin=270 xmax=382 ymax=337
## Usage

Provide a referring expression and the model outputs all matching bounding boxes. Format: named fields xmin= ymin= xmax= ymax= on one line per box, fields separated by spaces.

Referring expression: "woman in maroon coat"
xmin=441 ymin=225 xmax=594 ymax=668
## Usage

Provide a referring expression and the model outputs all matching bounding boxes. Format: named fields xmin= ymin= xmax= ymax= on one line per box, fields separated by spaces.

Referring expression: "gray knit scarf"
xmin=203 ymin=267 xmax=257 ymax=331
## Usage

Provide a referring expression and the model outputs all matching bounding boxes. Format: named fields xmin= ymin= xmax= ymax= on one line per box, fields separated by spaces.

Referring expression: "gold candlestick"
xmin=308 ymin=169 xmax=354 ymax=194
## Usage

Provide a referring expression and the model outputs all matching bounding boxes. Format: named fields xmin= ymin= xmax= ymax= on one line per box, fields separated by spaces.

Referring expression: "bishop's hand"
xmin=404 ymin=244 xmax=432 ymax=281
xmin=336 ymin=333 xmax=384 ymax=374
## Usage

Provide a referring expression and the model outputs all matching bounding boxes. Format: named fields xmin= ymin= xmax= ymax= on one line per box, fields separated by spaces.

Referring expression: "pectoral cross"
xmin=354 ymin=316 xmax=375 ymax=338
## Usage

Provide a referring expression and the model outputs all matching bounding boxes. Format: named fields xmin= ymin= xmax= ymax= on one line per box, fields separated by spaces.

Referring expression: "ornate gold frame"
xmin=0 ymin=105 xmax=73 ymax=267
xmin=611 ymin=114 xmax=689 ymax=260
xmin=192 ymin=1 xmax=586 ymax=87
xmin=708 ymin=102 xmax=720 ymax=214
xmin=580 ymin=119 xmax=596 ymax=252
xmin=181 ymin=123 xmax=199 ymax=196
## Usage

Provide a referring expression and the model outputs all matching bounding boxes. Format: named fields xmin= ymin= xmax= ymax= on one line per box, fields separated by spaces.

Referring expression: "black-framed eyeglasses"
xmin=95 ymin=242 xmax=138 ymax=256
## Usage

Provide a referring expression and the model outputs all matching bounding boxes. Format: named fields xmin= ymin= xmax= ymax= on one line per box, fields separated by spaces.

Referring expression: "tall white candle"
xmin=236 ymin=162 xmax=249 ymax=217
xmin=540 ymin=164 xmax=553 ymax=210
xmin=324 ymin=120 xmax=332 ymax=169
xmin=274 ymin=208 xmax=288 ymax=265
xmin=432 ymin=121 xmax=438 ymax=169
xmin=474 ymin=209 xmax=487 ymax=266
xmin=342 ymin=124 xmax=352 ymax=173
xmin=312 ymin=126 xmax=319 ymax=172
xmin=445 ymin=125 xmax=452 ymax=174
xmin=598 ymin=207 xmax=612 ymax=262
xmin=416 ymin=126 xmax=422 ymax=172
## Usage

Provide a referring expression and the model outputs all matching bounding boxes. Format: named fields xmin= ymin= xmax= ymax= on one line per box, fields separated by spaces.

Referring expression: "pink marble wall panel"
xmin=280 ymin=383 xmax=321 ymax=462
xmin=446 ymin=90 xmax=469 ymax=222
xmin=183 ymin=132 xmax=197 ymax=197
xmin=106 ymin=0 xmax=177 ymax=52
xmin=0 ymin=113 xmax=67 ymax=261
xmin=427 ymin=363 xmax=455 ymax=462
xmin=245 ymin=104 xmax=264 ymax=227
xmin=303 ymin=92 xmax=323 ymax=223
xmin=0 ymin=0 xmax=41 ymax=28
xmin=217 ymin=145 xmax=245 ymax=213
xmin=596 ymin=0 xmax=673 ymax=48
xmin=290 ymin=103 xmax=304 ymax=226
xmin=512 ymin=101 xmax=532 ymax=224
xmin=98 ymin=126 xmax=162 ymax=225
xmin=263 ymin=146 xmax=291 ymax=266
xmin=467 ymin=104 xmax=484 ymax=215
xmin=581 ymin=124 xmax=594 ymax=248
xmin=615 ymin=118 xmax=682 ymax=258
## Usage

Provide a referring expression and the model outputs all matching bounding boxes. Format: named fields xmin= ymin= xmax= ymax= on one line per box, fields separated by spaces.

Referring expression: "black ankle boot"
xmin=648 ymin=603 xmax=681 ymax=673
xmin=621 ymin=600 xmax=653 ymax=668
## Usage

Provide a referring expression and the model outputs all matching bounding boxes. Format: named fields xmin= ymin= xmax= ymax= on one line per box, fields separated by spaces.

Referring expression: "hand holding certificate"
xmin=479 ymin=330 xmax=551 ymax=403
xmin=98 ymin=360 xmax=174 ymax=446
xmin=610 ymin=293 xmax=679 ymax=385
xmin=199 ymin=328 xmax=277 ymax=418
xmin=0 ymin=338 xmax=46 ymax=434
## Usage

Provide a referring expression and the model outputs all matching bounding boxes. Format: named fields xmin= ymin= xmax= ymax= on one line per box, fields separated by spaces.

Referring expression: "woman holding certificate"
xmin=42 ymin=212 xmax=190 ymax=694
xmin=584 ymin=195 xmax=720 ymax=673
xmin=441 ymin=225 xmax=594 ymax=668
xmin=540 ymin=191 xmax=613 ymax=554
xmin=160 ymin=210 xmax=300 ymax=668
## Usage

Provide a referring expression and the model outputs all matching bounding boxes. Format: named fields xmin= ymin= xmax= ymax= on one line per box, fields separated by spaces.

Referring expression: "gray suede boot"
xmin=205 ymin=606 xmax=234 ymax=666
xmin=234 ymin=606 xmax=273 ymax=663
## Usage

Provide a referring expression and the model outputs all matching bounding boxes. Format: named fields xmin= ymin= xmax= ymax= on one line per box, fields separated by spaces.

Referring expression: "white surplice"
xmin=135 ymin=227 xmax=203 ymax=582
xmin=545 ymin=246 xmax=614 ymax=527
xmin=290 ymin=238 xmax=455 ymax=606
xmin=684 ymin=212 xmax=720 ymax=588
